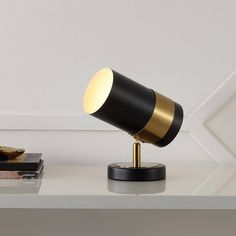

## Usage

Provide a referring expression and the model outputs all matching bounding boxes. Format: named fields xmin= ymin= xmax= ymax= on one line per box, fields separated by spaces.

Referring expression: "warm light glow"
xmin=83 ymin=68 xmax=114 ymax=114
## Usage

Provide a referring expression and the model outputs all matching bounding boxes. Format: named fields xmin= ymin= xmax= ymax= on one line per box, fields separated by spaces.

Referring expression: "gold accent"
xmin=134 ymin=92 xmax=175 ymax=144
xmin=133 ymin=140 xmax=141 ymax=168
xmin=0 ymin=146 xmax=25 ymax=160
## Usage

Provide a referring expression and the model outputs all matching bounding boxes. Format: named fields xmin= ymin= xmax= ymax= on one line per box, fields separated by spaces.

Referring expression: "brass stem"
xmin=133 ymin=140 xmax=141 ymax=168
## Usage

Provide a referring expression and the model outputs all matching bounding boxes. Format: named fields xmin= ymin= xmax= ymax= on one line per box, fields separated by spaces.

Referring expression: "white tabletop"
xmin=1 ymin=163 xmax=236 ymax=209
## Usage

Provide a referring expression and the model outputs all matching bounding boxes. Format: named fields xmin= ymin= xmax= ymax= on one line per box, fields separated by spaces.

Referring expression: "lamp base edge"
xmin=108 ymin=162 xmax=166 ymax=181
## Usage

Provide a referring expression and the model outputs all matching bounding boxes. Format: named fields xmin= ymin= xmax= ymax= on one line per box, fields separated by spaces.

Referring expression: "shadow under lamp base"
xmin=108 ymin=140 xmax=166 ymax=181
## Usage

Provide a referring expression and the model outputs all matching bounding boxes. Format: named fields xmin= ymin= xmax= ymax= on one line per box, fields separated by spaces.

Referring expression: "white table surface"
xmin=1 ymin=163 xmax=236 ymax=209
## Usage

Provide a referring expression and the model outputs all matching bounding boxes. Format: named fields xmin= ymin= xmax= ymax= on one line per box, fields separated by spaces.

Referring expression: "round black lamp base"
xmin=108 ymin=162 xmax=166 ymax=181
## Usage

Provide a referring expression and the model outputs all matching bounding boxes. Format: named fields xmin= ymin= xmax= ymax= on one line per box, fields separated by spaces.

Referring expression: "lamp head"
xmin=83 ymin=68 xmax=183 ymax=147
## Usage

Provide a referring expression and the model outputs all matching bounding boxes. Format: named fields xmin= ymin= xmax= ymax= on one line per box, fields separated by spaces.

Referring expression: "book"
xmin=0 ymin=161 xmax=44 ymax=179
xmin=0 ymin=153 xmax=42 ymax=171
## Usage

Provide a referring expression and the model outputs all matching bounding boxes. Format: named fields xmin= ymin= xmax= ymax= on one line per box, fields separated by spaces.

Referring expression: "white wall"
xmin=0 ymin=0 xmax=236 ymax=165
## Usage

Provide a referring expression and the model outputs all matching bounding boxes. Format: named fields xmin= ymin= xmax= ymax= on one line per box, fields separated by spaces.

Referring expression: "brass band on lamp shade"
xmin=83 ymin=68 xmax=183 ymax=147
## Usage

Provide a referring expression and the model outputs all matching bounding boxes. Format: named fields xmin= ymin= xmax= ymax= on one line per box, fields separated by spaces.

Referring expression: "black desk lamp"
xmin=83 ymin=68 xmax=183 ymax=181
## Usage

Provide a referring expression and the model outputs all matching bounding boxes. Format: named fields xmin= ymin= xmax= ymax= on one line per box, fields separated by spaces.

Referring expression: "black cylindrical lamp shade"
xmin=83 ymin=68 xmax=183 ymax=147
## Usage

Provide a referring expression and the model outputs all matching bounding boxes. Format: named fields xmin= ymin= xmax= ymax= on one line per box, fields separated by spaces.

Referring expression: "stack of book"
xmin=0 ymin=153 xmax=44 ymax=179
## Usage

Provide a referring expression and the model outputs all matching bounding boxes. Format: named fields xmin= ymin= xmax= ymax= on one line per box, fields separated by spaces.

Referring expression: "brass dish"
xmin=0 ymin=146 xmax=25 ymax=160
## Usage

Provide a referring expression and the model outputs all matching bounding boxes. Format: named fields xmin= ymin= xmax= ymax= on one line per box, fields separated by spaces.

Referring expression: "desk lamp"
xmin=83 ymin=68 xmax=183 ymax=181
